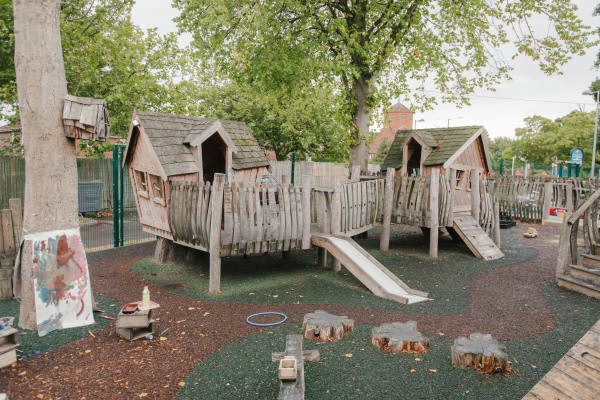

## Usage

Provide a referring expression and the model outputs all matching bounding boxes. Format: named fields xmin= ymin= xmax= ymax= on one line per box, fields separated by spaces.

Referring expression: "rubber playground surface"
xmin=0 ymin=223 xmax=599 ymax=399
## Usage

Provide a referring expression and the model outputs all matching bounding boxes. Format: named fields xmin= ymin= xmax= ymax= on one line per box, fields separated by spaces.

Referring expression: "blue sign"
xmin=571 ymin=148 xmax=584 ymax=165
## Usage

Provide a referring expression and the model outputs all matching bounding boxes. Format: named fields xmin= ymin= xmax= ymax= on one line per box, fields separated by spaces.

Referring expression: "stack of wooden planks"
xmin=62 ymin=94 xmax=110 ymax=142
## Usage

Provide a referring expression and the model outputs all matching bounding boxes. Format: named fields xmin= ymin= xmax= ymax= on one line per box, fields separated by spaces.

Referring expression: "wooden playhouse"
xmin=122 ymin=111 xmax=270 ymax=238
xmin=382 ymin=126 xmax=493 ymax=215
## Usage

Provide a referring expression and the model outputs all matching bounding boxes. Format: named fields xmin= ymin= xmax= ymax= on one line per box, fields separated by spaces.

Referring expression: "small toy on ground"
xmin=451 ymin=332 xmax=508 ymax=374
xmin=524 ymin=228 xmax=538 ymax=238
xmin=371 ymin=321 xmax=429 ymax=353
xmin=302 ymin=310 xmax=354 ymax=341
xmin=272 ymin=335 xmax=320 ymax=400
xmin=278 ymin=356 xmax=298 ymax=381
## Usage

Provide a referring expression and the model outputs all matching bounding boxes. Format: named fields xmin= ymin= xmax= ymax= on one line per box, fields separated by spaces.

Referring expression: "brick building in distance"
xmin=369 ymin=102 xmax=413 ymax=162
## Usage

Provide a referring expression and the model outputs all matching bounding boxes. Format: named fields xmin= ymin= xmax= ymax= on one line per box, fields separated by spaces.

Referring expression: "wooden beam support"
xmin=209 ymin=174 xmax=226 ymax=293
xmin=429 ymin=169 xmax=439 ymax=258
xmin=330 ymin=178 xmax=341 ymax=272
xmin=380 ymin=168 xmax=394 ymax=251
xmin=470 ymin=168 xmax=480 ymax=223
xmin=301 ymin=175 xmax=312 ymax=250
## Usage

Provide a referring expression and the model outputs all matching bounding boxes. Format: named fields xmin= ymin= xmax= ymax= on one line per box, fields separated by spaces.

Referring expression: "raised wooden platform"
xmin=523 ymin=319 xmax=600 ymax=399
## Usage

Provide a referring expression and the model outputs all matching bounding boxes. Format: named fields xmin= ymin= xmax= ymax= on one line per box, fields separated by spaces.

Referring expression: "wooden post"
xmin=566 ymin=182 xmax=574 ymax=211
xmin=429 ymin=169 xmax=439 ymax=258
xmin=556 ymin=211 xmax=572 ymax=277
xmin=8 ymin=199 xmax=22 ymax=247
xmin=281 ymin=175 xmax=291 ymax=258
xmin=447 ymin=169 xmax=456 ymax=226
xmin=301 ymin=175 xmax=312 ymax=249
xmin=470 ymin=169 xmax=480 ymax=223
xmin=317 ymin=247 xmax=327 ymax=268
xmin=380 ymin=168 xmax=395 ymax=251
xmin=493 ymin=203 xmax=501 ymax=248
xmin=541 ymin=181 xmax=553 ymax=225
xmin=209 ymin=174 xmax=226 ymax=293
xmin=570 ymin=214 xmax=579 ymax=265
xmin=331 ymin=178 xmax=342 ymax=272
xmin=0 ymin=210 xmax=14 ymax=254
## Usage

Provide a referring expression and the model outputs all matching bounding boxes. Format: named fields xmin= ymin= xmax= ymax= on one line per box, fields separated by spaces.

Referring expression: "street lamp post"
xmin=414 ymin=118 xmax=424 ymax=129
xmin=447 ymin=116 xmax=463 ymax=127
xmin=583 ymin=89 xmax=599 ymax=178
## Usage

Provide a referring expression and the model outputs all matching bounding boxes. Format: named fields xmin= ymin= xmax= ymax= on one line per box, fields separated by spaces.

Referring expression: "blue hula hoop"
xmin=246 ymin=312 xmax=288 ymax=327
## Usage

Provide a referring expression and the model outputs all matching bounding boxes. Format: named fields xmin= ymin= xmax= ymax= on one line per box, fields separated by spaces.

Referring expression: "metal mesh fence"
xmin=0 ymin=153 xmax=154 ymax=252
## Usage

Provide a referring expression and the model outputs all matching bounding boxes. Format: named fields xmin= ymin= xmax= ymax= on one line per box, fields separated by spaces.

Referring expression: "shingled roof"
xmin=382 ymin=126 xmax=485 ymax=170
xmin=123 ymin=111 xmax=270 ymax=177
xmin=388 ymin=103 xmax=412 ymax=113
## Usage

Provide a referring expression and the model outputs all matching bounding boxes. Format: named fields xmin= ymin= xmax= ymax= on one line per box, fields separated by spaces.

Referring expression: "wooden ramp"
xmin=523 ymin=319 xmax=600 ymax=400
xmin=311 ymin=233 xmax=429 ymax=304
xmin=453 ymin=215 xmax=504 ymax=260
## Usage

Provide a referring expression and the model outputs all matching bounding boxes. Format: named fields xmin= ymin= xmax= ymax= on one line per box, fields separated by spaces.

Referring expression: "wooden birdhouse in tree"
xmin=62 ymin=95 xmax=110 ymax=142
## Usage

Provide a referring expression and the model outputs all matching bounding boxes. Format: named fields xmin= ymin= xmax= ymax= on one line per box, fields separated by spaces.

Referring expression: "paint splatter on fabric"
xmin=32 ymin=231 xmax=94 ymax=336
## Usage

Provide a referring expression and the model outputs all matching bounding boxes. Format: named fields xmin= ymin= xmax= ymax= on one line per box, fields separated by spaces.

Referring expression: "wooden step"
xmin=557 ymin=274 xmax=600 ymax=299
xmin=570 ymin=264 xmax=600 ymax=286
xmin=583 ymin=254 xmax=600 ymax=268
xmin=452 ymin=216 xmax=504 ymax=260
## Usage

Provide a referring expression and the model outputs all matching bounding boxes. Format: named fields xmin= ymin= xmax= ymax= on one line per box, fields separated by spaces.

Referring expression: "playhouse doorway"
xmin=406 ymin=138 xmax=422 ymax=176
xmin=201 ymin=133 xmax=227 ymax=182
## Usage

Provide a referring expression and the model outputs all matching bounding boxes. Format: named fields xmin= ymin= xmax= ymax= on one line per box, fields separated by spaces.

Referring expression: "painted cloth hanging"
xmin=28 ymin=229 xmax=94 ymax=336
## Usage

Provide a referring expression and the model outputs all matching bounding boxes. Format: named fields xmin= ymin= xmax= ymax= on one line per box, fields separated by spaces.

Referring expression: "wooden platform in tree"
xmin=453 ymin=215 xmax=504 ymax=260
xmin=523 ymin=318 xmax=600 ymax=400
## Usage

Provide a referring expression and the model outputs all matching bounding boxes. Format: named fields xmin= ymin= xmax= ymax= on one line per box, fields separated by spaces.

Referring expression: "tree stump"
xmin=451 ymin=333 xmax=508 ymax=374
xmin=302 ymin=310 xmax=354 ymax=341
xmin=371 ymin=321 xmax=429 ymax=353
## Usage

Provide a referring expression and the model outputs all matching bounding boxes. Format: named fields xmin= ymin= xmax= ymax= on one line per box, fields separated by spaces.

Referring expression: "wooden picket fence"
xmin=168 ymin=181 xmax=309 ymax=255
xmin=479 ymin=181 xmax=495 ymax=236
xmin=339 ymin=178 xmax=385 ymax=235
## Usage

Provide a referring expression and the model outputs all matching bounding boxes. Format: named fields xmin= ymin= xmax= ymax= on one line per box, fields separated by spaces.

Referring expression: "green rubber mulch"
xmin=177 ymin=280 xmax=600 ymax=400
xmin=132 ymin=226 xmax=536 ymax=314
xmin=0 ymin=292 xmax=119 ymax=360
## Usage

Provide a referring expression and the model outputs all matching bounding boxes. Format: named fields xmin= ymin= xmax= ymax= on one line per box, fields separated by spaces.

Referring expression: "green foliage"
xmin=175 ymin=0 xmax=595 ymax=162
xmin=502 ymin=111 xmax=595 ymax=165
xmin=1 ymin=0 xmax=184 ymax=156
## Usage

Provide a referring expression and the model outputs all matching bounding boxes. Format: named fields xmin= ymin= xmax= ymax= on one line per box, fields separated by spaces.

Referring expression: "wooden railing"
xmin=556 ymin=188 xmax=600 ymax=277
xmin=339 ymin=178 xmax=385 ymax=236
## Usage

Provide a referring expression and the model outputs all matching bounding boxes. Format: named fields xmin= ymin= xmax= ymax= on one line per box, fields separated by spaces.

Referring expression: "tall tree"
xmin=13 ymin=0 xmax=79 ymax=329
xmin=2 ymin=0 xmax=183 ymax=157
xmin=175 ymin=0 xmax=594 ymax=173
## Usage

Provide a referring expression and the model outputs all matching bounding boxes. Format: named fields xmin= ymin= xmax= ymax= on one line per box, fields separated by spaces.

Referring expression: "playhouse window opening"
xmin=455 ymin=170 xmax=464 ymax=189
xmin=136 ymin=170 xmax=149 ymax=198
xmin=150 ymin=174 xmax=165 ymax=205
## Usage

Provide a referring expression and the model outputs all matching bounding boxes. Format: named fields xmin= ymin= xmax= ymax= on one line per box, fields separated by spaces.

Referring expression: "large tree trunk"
xmin=348 ymin=76 xmax=370 ymax=175
xmin=14 ymin=0 xmax=79 ymax=329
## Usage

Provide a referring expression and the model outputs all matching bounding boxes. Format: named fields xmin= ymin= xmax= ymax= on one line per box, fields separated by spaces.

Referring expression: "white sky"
xmin=132 ymin=0 xmax=600 ymax=140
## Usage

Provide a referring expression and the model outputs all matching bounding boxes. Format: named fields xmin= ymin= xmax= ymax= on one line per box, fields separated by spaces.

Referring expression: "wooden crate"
xmin=0 ymin=327 xmax=18 ymax=368
xmin=116 ymin=323 xmax=155 ymax=342
xmin=116 ymin=308 xmax=152 ymax=329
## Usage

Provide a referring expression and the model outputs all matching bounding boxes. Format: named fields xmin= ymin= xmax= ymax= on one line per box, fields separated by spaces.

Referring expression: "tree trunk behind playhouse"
xmin=348 ymin=76 xmax=370 ymax=175
xmin=14 ymin=0 xmax=80 ymax=329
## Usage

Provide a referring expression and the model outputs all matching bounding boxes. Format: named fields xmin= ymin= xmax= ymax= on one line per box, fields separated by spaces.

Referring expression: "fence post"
xmin=448 ymin=169 xmax=456 ymax=226
xmin=493 ymin=203 xmax=501 ymax=248
xmin=119 ymin=145 xmax=124 ymax=246
xmin=541 ymin=181 xmax=553 ymax=225
xmin=331 ymin=178 xmax=342 ymax=272
xmin=556 ymin=212 xmax=572 ymax=277
xmin=380 ymin=168 xmax=394 ymax=251
xmin=566 ymin=182 xmax=574 ymax=211
xmin=301 ymin=175 xmax=312 ymax=249
xmin=429 ymin=169 xmax=439 ymax=258
xmin=112 ymin=145 xmax=119 ymax=248
xmin=209 ymin=174 xmax=226 ymax=293
xmin=470 ymin=169 xmax=480 ymax=223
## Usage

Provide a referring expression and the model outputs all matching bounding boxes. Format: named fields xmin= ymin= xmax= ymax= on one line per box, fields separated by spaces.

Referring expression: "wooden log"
xmin=331 ymin=178 xmax=342 ymax=272
xmin=451 ymin=332 xmax=508 ymax=374
xmin=8 ymin=199 xmax=22 ymax=247
xmin=470 ymin=169 xmax=480 ymax=223
xmin=566 ymin=182 xmax=574 ymax=211
xmin=493 ymin=203 xmax=501 ymax=248
xmin=556 ymin=211 xmax=573 ymax=277
xmin=380 ymin=168 xmax=394 ymax=251
xmin=429 ymin=169 xmax=439 ymax=258
xmin=301 ymin=175 xmax=312 ymax=249
xmin=371 ymin=321 xmax=429 ymax=354
xmin=302 ymin=310 xmax=354 ymax=341
xmin=0 ymin=210 xmax=15 ymax=254
xmin=209 ymin=174 xmax=226 ymax=293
